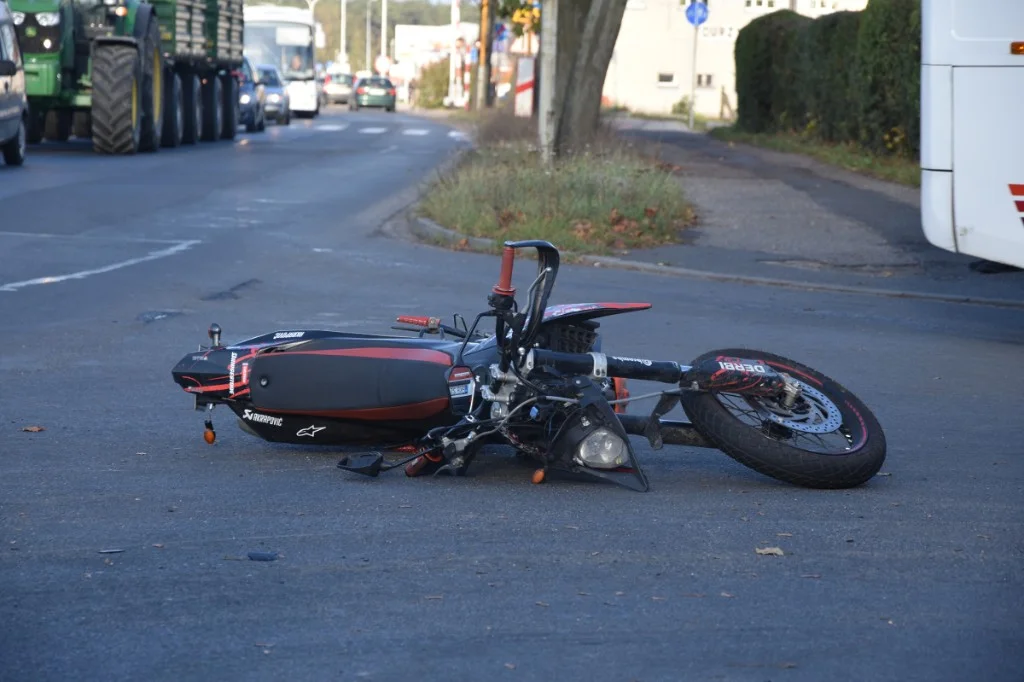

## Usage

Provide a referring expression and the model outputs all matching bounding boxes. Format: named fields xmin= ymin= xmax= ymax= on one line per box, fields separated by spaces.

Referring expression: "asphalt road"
xmin=2 ymin=108 xmax=1022 ymax=682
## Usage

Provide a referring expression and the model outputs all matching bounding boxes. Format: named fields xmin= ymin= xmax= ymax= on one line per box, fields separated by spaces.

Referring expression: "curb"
xmin=405 ymin=216 xmax=1024 ymax=311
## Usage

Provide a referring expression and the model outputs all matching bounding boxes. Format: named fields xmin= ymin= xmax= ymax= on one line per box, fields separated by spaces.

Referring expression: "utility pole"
xmin=340 ymin=0 xmax=346 ymax=64
xmin=380 ymin=0 xmax=388 ymax=58
xmin=475 ymin=0 xmax=490 ymax=109
xmin=365 ymin=0 xmax=371 ymax=71
xmin=538 ymin=0 xmax=558 ymax=164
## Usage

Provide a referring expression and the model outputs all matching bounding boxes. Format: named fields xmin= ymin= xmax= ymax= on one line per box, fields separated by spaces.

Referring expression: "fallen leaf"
xmin=614 ymin=591 xmax=625 ymax=596
xmin=136 ymin=452 xmax=147 ymax=456
xmin=152 ymin=544 xmax=165 ymax=549
xmin=103 ymin=558 xmax=114 ymax=566
xmin=755 ymin=546 xmax=785 ymax=556
xmin=535 ymin=601 xmax=549 ymax=607
xmin=644 ymin=206 xmax=659 ymax=219
xmin=577 ymin=591 xmax=590 ymax=596
xmin=21 ymin=426 xmax=45 ymax=433
xmin=504 ymin=663 xmax=516 ymax=670
xmin=720 ymin=591 xmax=735 ymax=598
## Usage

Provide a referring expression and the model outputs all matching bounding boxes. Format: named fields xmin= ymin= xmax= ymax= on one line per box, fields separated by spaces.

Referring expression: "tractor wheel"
xmin=138 ymin=19 xmax=164 ymax=152
xmin=200 ymin=76 xmax=223 ymax=142
xmin=161 ymin=72 xmax=183 ymax=147
xmin=181 ymin=72 xmax=203 ymax=144
xmin=220 ymin=73 xmax=238 ymax=139
xmin=91 ymin=43 xmax=142 ymax=154
xmin=43 ymin=110 xmax=72 ymax=141
xmin=72 ymin=111 xmax=92 ymax=139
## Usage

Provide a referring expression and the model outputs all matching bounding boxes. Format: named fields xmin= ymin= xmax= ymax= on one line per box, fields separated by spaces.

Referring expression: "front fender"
xmin=93 ymin=35 xmax=139 ymax=52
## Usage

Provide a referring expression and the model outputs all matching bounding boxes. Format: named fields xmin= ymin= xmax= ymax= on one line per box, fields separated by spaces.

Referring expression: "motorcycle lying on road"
xmin=171 ymin=240 xmax=887 ymax=492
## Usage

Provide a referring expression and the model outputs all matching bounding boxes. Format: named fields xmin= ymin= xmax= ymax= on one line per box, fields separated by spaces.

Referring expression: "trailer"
xmin=8 ymin=0 xmax=244 ymax=154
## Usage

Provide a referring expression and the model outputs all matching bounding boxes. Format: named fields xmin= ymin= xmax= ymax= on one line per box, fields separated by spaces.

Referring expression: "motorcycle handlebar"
xmin=527 ymin=349 xmax=687 ymax=384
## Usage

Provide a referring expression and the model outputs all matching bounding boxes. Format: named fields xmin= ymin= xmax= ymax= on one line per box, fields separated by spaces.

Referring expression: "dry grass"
xmin=419 ymin=109 xmax=696 ymax=255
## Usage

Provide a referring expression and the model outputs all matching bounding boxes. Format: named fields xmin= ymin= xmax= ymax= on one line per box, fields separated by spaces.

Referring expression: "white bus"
xmin=921 ymin=1 xmax=1024 ymax=269
xmin=243 ymin=4 xmax=320 ymax=117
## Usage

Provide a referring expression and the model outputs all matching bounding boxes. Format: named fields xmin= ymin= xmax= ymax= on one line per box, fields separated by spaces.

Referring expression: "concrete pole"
xmin=380 ymin=0 xmax=388 ymax=58
xmin=538 ymin=0 xmax=558 ymax=164
xmin=340 ymin=0 xmax=346 ymax=63
xmin=448 ymin=0 xmax=460 ymax=105
xmin=365 ymin=0 xmax=371 ymax=70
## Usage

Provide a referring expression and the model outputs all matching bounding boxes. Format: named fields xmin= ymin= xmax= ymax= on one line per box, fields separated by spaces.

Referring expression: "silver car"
xmin=323 ymin=70 xmax=353 ymax=105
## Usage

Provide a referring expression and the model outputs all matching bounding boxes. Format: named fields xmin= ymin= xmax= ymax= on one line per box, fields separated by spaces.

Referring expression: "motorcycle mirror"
xmin=337 ymin=452 xmax=385 ymax=477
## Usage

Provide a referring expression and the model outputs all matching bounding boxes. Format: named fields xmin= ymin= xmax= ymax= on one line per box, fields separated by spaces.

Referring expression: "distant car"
xmin=238 ymin=57 xmax=266 ymax=132
xmin=257 ymin=64 xmax=290 ymax=125
xmin=324 ymin=70 xmax=353 ymax=105
xmin=350 ymin=76 xmax=396 ymax=112
xmin=0 ymin=0 xmax=28 ymax=166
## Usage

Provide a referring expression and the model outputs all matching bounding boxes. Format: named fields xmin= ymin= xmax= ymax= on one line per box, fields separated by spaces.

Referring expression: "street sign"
xmin=685 ymin=0 xmax=708 ymax=27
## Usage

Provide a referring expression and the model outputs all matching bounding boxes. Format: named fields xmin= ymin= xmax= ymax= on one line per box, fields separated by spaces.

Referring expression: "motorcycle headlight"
xmin=12 ymin=11 xmax=25 ymax=25
xmin=35 ymin=12 xmax=60 ymax=26
xmin=239 ymin=93 xmax=251 ymax=104
xmin=575 ymin=426 xmax=628 ymax=469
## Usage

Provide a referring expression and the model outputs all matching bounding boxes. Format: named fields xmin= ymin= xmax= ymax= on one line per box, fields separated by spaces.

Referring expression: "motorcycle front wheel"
xmin=680 ymin=348 xmax=887 ymax=489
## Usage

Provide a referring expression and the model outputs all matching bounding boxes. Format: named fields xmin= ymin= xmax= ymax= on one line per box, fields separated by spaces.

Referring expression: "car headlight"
xmin=239 ymin=94 xmax=251 ymax=104
xmin=575 ymin=427 xmax=628 ymax=469
xmin=268 ymin=94 xmax=280 ymax=103
xmin=35 ymin=12 xmax=60 ymax=26
xmin=12 ymin=11 xmax=25 ymax=25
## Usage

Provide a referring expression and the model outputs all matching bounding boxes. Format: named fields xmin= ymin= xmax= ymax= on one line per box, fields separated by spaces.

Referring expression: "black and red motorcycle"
xmin=171 ymin=240 xmax=886 ymax=491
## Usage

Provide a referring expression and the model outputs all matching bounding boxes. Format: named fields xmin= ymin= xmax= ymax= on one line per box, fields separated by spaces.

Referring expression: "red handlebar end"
xmin=492 ymin=245 xmax=517 ymax=296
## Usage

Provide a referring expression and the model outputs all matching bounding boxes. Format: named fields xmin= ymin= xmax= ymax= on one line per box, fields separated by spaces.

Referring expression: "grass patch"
xmin=419 ymin=109 xmax=696 ymax=255
xmin=710 ymin=126 xmax=920 ymax=187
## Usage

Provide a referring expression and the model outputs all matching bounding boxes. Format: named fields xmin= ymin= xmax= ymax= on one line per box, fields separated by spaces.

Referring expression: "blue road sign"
xmin=685 ymin=0 xmax=708 ymax=27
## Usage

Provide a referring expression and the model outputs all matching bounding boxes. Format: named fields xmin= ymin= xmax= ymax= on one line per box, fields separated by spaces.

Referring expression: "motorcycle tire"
xmin=679 ymin=348 xmax=886 ymax=489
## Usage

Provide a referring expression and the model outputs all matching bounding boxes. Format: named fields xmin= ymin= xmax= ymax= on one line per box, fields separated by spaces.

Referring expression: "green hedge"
xmin=734 ymin=0 xmax=921 ymax=159
xmin=734 ymin=10 xmax=812 ymax=133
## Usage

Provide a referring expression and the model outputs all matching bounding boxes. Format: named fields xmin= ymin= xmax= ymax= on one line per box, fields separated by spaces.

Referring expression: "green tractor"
xmin=9 ymin=0 xmax=243 ymax=154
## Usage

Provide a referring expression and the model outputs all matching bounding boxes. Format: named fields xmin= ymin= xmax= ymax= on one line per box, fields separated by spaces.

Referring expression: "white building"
xmin=603 ymin=0 xmax=870 ymax=120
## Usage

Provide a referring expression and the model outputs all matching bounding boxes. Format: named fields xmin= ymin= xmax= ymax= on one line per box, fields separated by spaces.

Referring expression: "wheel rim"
xmin=153 ymin=49 xmax=162 ymax=124
xmin=712 ymin=371 xmax=861 ymax=456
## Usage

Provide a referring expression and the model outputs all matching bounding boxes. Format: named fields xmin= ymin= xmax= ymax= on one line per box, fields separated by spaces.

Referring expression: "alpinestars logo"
xmin=1011 ymin=185 xmax=1024 ymax=227
xmin=242 ymin=409 xmax=283 ymax=427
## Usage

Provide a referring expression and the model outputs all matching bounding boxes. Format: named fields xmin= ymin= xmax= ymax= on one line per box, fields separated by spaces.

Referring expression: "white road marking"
xmin=315 ymin=124 xmax=349 ymax=131
xmin=402 ymin=128 xmax=429 ymax=136
xmin=0 ymin=231 xmax=186 ymax=245
xmin=448 ymin=130 xmax=469 ymax=140
xmin=0 ymin=240 xmax=201 ymax=293
xmin=358 ymin=127 xmax=388 ymax=135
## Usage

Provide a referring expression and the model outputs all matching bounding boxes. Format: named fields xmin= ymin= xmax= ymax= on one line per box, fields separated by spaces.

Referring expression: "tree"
xmin=496 ymin=0 xmax=628 ymax=157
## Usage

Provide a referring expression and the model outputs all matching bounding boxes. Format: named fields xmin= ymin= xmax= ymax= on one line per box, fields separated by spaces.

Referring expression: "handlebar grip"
xmin=492 ymin=245 xmax=516 ymax=296
xmin=396 ymin=315 xmax=431 ymax=327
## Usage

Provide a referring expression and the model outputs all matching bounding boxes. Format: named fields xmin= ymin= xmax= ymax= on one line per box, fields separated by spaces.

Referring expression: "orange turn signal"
xmin=1011 ymin=42 xmax=1024 ymax=55
xmin=115 ymin=6 xmax=128 ymax=16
